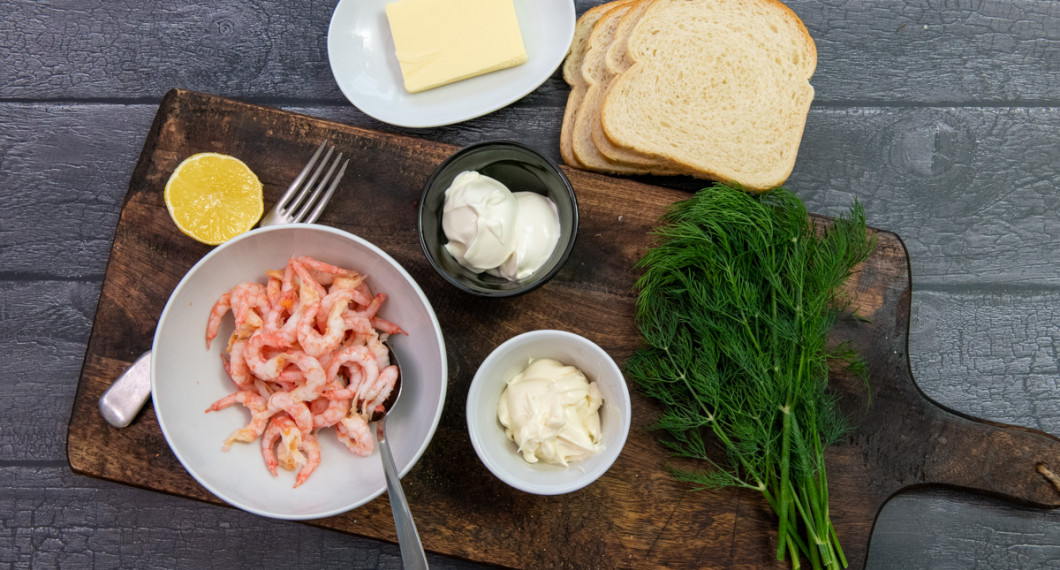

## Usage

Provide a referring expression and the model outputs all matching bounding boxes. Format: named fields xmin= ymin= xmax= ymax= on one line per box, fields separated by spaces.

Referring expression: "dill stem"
xmin=788 ymin=476 xmax=826 ymax=569
xmin=800 ymin=415 xmax=843 ymax=568
xmin=807 ymin=483 xmax=832 ymax=569
xmin=813 ymin=432 xmax=846 ymax=568
xmin=830 ymin=518 xmax=847 ymax=568
xmin=785 ymin=535 xmax=802 ymax=570
xmin=777 ymin=398 xmax=794 ymax=561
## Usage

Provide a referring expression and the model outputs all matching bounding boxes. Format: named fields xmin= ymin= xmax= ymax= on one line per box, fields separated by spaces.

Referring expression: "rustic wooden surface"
xmin=63 ymin=89 xmax=1060 ymax=568
xmin=3 ymin=0 xmax=1060 ymax=568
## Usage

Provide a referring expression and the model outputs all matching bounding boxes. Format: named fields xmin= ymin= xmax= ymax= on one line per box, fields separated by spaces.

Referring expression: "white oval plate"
xmin=327 ymin=0 xmax=576 ymax=128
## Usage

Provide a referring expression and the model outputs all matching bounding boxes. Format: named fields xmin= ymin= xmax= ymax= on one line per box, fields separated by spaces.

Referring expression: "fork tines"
xmin=275 ymin=141 xmax=350 ymax=225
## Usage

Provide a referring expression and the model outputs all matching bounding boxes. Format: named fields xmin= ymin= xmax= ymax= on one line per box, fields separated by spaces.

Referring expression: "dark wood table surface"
xmin=4 ymin=0 xmax=1060 ymax=568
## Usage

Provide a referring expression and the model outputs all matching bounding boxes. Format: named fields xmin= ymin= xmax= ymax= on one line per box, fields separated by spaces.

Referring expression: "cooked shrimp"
xmin=323 ymin=345 xmax=378 ymax=400
xmin=284 ymin=350 xmax=327 ymax=399
xmin=324 ymin=357 xmax=364 ymax=401
xmin=342 ymin=314 xmax=374 ymax=340
xmin=336 ymin=415 xmax=374 ymax=456
xmin=222 ymin=337 xmax=251 ymax=388
xmin=265 ymin=274 xmax=283 ymax=308
xmin=354 ymin=281 xmax=374 ymax=305
xmin=205 ymin=389 xmax=264 ymax=413
xmin=291 ymin=257 xmax=327 ymax=300
xmin=251 ymin=379 xmax=274 ymax=400
xmin=308 ymin=395 xmax=329 ymax=415
xmin=367 ymin=333 xmax=391 ymax=368
xmin=205 ymin=291 xmax=231 ymax=349
xmin=273 ymin=366 xmax=306 ymax=386
xmin=205 ymin=390 xmax=273 ymax=451
xmin=229 ymin=282 xmax=269 ymax=335
xmin=293 ymin=432 xmax=321 ymax=488
xmin=297 ymin=298 xmax=348 ymax=357
xmin=205 ymin=256 xmax=406 ymax=486
xmin=243 ymin=331 xmax=293 ymax=380
xmin=266 ymin=350 xmax=327 ymax=433
xmin=296 ymin=255 xmax=358 ymax=279
xmin=279 ymin=426 xmax=307 ymax=473
xmin=262 ymin=413 xmax=320 ymax=488
xmin=311 ymin=380 xmax=351 ymax=429
xmin=361 ymin=364 xmax=399 ymax=417
xmin=273 ymin=399 xmax=313 ymax=434
xmin=261 ymin=413 xmax=299 ymax=476
xmin=274 ymin=300 xmax=304 ymax=344
xmin=358 ymin=292 xmax=386 ymax=319
xmin=280 ymin=258 xmax=298 ymax=297
xmin=371 ymin=316 xmax=406 ymax=336
xmin=317 ymin=287 xmax=364 ymax=331
xmin=325 ymin=274 xmax=370 ymax=311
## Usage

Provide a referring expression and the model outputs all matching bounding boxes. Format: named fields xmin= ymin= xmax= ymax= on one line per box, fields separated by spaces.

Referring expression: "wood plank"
xmin=869 ymin=488 xmax=1060 ymax=568
xmin=909 ymin=288 xmax=1060 ymax=433
xmin=5 ymin=465 xmax=1060 ymax=568
xmin=796 ymin=0 xmax=1060 ymax=104
xmin=4 ymin=1 xmax=1059 ymax=103
xmin=0 ymin=280 xmax=101 ymax=461
xmin=64 ymin=89 xmax=1060 ymax=569
xmin=792 ymin=106 xmax=1060 ymax=287
xmin=0 ymin=466 xmax=478 ymax=569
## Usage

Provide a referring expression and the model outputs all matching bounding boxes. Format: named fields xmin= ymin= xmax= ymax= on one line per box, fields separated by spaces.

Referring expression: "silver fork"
xmin=260 ymin=141 xmax=349 ymax=226
xmin=98 ymin=141 xmax=350 ymax=428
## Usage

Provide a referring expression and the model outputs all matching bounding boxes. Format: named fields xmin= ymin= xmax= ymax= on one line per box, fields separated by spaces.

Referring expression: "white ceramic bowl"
xmin=466 ymin=330 xmax=631 ymax=495
xmin=151 ymin=224 xmax=447 ymax=520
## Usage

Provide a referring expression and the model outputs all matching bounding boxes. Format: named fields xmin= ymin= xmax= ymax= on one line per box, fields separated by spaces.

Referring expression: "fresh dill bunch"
xmin=627 ymin=184 xmax=875 ymax=569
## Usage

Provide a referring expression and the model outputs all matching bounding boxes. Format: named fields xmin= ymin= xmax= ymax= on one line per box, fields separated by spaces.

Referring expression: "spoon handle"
xmin=99 ymin=351 xmax=153 ymax=428
xmin=378 ymin=424 xmax=429 ymax=570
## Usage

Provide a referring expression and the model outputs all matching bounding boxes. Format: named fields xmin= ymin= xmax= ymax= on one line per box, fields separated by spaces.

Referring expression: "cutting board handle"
xmin=907 ymin=397 xmax=1060 ymax=508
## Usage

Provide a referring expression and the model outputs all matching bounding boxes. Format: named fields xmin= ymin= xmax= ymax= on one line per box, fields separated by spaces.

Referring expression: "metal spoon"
xmin=371 ymin=344 xmax=428 ymax=570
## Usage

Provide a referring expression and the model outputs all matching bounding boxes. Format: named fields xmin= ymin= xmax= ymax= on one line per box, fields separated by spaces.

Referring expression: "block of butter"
xmin=384 ymin=0 xmax=528 ymax=93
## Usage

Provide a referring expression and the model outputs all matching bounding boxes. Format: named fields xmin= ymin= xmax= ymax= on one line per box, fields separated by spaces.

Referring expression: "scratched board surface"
xmin=67 ymin=90 xmax=1060 ymax=569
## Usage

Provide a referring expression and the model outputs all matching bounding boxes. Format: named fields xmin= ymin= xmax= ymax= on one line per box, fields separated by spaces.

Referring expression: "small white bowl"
xmin=466 ymin=330 xmax=631 ymax=495
xmin=152 ymin=224 xmax=447 ymax=520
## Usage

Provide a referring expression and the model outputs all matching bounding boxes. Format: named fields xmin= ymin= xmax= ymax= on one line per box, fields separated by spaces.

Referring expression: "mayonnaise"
xmin=492 ymin=191 xmax=561 ymax=281
xmin=442 ymin=170 xmax=518 ymax=272
xmin=496 ymin=358 xmax=604 ymax=466
xmin=441 ymin=170 xmax=560 ymax=281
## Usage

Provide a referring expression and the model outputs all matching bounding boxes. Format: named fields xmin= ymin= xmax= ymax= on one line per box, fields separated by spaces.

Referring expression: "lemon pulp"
xmin=163 ymin=153 xmax=264 ymax=245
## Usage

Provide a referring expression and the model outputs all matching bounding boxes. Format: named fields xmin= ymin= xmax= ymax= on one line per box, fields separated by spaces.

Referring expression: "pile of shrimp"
xmin=203 ymin=255 xmax=404 ymax=488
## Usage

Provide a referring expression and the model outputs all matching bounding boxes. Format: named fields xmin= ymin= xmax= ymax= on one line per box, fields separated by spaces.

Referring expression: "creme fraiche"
xmin=441 ymin=170 xmax=560 ymax=281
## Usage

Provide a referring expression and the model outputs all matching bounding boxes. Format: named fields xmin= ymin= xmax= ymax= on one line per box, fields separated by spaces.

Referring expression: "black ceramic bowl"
xmin=418 ymin=141 xmax=578 ymax=297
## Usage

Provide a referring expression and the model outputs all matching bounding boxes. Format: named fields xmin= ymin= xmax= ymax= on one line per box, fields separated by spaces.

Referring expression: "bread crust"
xmin=559 ymin=0 xmax=639 ymax=169
xmin=590 ymin=0 xmax=683 ymax=169
xmin=570 ymin=1 xmax=656 ymax=174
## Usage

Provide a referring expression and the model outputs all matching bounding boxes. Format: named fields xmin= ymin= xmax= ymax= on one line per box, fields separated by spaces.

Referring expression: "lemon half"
xmin=163 ymin=153 xmax=264 ymax=245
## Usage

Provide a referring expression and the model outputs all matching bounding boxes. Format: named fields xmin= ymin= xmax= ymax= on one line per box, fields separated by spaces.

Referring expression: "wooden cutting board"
xmin=67 ymin=89 xmax=1060 ymax=569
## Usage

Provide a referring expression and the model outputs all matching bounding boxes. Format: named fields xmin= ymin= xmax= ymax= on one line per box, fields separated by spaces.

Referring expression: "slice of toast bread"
xmin=599 ymin=0 xmax=817 ymax=190
xmin=591 ymin=0 xmax=688 ymax=171
xmin=559 ymin=0 xmax=638 ymax=168
xmin=569 ymin=1 xmax=663 ymax=174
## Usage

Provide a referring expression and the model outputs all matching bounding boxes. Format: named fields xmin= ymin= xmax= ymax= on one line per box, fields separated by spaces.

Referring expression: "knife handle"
xmin=99 ymin=351 xmax=153 ymax=428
